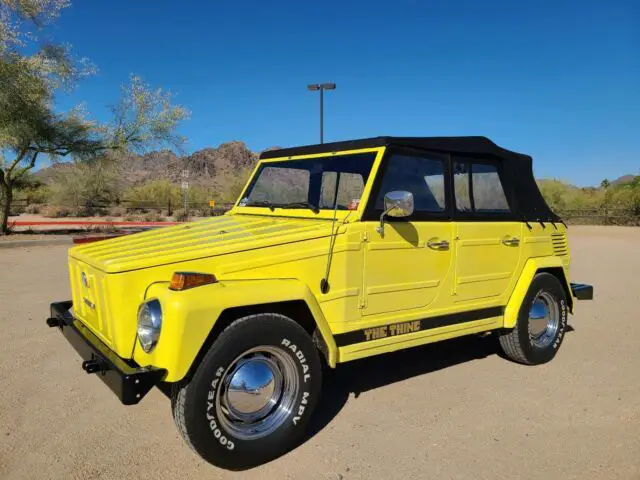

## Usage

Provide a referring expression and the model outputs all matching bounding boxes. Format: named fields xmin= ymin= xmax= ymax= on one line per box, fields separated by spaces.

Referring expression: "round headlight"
xmin=137 ymin=299 xmax=162 ymax=353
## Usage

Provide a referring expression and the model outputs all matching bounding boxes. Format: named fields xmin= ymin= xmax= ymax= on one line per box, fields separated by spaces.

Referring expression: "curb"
xmin=12 ymin=220 xmax=180 ymax=227
xmin=0 ymin=237 xmax=73 ymax=249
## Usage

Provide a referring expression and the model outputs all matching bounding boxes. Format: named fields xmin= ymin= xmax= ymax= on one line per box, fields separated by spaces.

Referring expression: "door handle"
xmin=502 ymin=237 xmax=520 ymax=246
xmin=427 ymin=239 xmax=450 ymax=250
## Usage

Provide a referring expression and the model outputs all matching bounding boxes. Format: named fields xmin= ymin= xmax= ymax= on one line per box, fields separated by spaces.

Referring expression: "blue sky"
xmin=49 ymin=0 xmax=638 ymax=186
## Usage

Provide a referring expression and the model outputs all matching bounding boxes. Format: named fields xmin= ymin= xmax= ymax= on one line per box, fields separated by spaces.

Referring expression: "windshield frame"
xmin=230 ymin=147 xmax=386 ymax=220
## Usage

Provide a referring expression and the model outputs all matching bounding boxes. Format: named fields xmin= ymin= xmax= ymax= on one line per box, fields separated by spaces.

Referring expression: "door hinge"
xmin=361 ymin=231 xmax=369 ymax=243
xmin=358 ymin=297 xmax=367 ymax=309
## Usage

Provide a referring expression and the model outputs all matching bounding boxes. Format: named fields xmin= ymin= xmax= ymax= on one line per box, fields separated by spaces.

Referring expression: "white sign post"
xmin=181 ymin=169 xmax=189 ymax=215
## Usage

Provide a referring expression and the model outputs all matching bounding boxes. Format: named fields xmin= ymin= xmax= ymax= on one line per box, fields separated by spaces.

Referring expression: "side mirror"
xmin=376 ymin=191 xmax=414 ymax=236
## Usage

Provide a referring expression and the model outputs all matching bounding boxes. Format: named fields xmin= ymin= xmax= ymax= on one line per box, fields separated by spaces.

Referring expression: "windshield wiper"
xmin=275 ymin=201 xmax=320 ymax=214
xmin=245 ymin=200 xmax=275 ymax=211
xmin=245 ymin=200 xmax=319 ymax=214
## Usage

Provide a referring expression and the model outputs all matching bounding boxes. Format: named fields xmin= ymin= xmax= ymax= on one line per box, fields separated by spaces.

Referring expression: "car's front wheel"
xmin=499 ymin=272 xmax=569 ymax=365
xmin=171 ymin=313 xmax=322 ymax=470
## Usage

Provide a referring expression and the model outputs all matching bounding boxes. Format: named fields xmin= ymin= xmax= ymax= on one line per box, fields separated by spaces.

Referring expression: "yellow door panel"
xmin=453 ymin=222 xmax=523 ymax=303
xmin=363 ymin=221 xmax=453 ymax=316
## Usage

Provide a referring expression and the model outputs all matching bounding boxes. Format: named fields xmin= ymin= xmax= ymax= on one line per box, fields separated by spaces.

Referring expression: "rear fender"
xmin=135 ymin=279 xmax=337 ymax=382
xmin=504 ymin=257 xmax=573 ymax=329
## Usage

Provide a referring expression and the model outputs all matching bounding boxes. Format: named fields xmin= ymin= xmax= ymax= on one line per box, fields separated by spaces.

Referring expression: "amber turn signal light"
xmin=169 ymin=272 xmax=218 ymax=291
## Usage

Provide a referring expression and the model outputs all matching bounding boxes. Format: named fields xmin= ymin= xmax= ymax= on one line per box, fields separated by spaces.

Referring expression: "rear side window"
xmin=453 ymin=160 xmax=511 ymax=213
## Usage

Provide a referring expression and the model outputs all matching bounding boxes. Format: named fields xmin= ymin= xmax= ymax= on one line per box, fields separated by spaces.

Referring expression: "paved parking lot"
xmin=0 ymin=226 xmax=638 ymax=480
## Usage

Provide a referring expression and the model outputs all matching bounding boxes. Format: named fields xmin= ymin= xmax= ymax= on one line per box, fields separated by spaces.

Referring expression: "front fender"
xmin=503 ymin=257 xmax=573 ymax=329
xmin=134 ymin=279 xmax=337 ymax=382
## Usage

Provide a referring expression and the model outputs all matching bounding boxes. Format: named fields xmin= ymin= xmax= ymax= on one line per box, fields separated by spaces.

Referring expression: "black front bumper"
xmin=47 ymin=301 xmax=166 ymax=405
xmin=571 ymin=283 xmax=594 ymax=300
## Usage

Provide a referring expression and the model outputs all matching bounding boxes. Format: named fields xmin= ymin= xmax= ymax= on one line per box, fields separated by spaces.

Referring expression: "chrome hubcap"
xmin=216 ymin=346 xmax=299 ymax=440
xmin=225 ymin=357 xmax=279 ymax=420
xmin=528 ymin=291 xmax=560 ymax=348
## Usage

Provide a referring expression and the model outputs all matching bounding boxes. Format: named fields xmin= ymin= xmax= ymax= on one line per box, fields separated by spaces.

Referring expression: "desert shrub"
xmin=15 ymin=185 xmax=49 ymax=205
xmin=211 ymin=165 xmax=253 ymax=203
xmin=174 ymin=209 xmax=190 ymax=222
xmin=9 ymin=204 xmax=25 ymax=216
xmin=123 ymin=180 xmax=180 ymax=210
xmin=123 ymin=213 xmax=145 ymax=222
xmin=107 ymin=206 xmax=127 ymax=217
xmin=143 ymin=211 xmax=165 ymax=222
xmin=24 ymin=204 xmax=44 ymax=214
xmin=42 ymin=205 xmax=71 ymax=218
xmin=47 ymin=159 xmax=123 ymax=212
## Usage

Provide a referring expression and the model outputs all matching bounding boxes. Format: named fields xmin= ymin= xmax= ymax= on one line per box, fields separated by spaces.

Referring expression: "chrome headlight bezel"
xmin=137 ymin=299 xmax=162 ymax=353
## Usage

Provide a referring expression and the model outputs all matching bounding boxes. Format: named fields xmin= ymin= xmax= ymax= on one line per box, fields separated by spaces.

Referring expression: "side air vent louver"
xmin=551 ymin=233 xmax=568 ymax=257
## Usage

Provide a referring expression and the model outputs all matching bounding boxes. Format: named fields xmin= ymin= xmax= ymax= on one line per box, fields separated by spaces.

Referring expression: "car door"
xmin=451 ymin=159 xmax=523 ymax=304
xmin=362 ymin=150 xmax=453 ymax=317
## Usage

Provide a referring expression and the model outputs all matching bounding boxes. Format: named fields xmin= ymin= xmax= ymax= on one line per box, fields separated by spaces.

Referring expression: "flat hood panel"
xmin=70 ymin=214 xmax=335 ymax=273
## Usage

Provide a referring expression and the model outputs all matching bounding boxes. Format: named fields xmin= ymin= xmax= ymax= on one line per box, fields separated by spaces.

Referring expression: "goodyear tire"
xmin=171 ymin=313 xmax=322 ymax=470
xmin=499 ymin=273 xmax=568 ymax=365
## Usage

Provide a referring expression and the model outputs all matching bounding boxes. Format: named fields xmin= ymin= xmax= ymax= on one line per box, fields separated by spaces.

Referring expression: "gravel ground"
xmin=0 ymin=226 xmax=638 ymax=480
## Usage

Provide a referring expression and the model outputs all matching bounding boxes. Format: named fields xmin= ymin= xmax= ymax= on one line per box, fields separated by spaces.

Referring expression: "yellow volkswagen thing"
xmin=48 ymin=136 xmax=593 ymax=469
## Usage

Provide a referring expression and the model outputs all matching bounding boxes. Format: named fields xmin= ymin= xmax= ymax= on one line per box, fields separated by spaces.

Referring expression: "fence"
xmin=7 ymin=200 xmax=640 ymax=225
xmin=558 ymin=209 xmax=640 ymax=226
xmin=9 ymin=199 xmax=235 ymax=218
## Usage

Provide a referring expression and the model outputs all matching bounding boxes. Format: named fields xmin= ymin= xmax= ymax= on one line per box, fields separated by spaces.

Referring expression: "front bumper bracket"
xmin=47 ymin=301 xmax=166 ymax=405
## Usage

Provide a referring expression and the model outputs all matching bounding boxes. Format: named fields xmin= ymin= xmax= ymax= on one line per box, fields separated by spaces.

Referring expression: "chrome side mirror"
xmin=376 ymin=191 xmax=414 ymax=236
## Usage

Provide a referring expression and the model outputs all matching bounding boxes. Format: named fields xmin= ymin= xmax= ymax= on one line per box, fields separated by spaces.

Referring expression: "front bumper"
xmin=570 ymin=283 xmax=594 ymax=300
xmin=47 ymin=301 xmax=166 ymax=405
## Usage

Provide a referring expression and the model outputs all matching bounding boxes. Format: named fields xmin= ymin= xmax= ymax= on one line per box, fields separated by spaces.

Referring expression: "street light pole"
xmin=307 ymin=83 xmax=336 ymax=144
xmin=320 ymin=86 xmax=324 ymax=144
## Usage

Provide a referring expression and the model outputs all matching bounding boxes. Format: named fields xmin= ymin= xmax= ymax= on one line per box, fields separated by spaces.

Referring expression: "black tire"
xmin=171 ymin=313 xmax=322 ymax=470
xmin=499 ymin=273 xmax=568 ymax=365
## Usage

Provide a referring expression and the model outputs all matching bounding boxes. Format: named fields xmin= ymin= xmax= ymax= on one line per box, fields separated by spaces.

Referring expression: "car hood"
xmin=69 ymin=214 xmax=336 ymax=274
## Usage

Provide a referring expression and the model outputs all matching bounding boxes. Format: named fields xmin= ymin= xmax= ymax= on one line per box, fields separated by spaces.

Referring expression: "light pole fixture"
xmin=307 ymin=82 xmax=336 ymax=144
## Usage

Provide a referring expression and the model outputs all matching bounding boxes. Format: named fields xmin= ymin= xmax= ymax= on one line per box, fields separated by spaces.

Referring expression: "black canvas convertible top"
xmin=260 ymin=136 xmax=528 ymax=161
xmin=260 ymin=136 xmax=560 ymax=222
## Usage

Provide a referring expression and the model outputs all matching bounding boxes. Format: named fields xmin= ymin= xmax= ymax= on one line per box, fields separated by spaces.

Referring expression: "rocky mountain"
xmin=36 ymin=141 xmax=261 ymax=187
xmin=611 ymin=174 xmax=637 ymax=186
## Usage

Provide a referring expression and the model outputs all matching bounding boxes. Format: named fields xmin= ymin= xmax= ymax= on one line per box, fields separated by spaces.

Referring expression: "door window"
xmin=374 ymin=154 xmax=446 ymax=215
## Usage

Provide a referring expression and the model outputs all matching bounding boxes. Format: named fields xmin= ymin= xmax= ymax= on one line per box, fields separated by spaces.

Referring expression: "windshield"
xmin=239 ymin=152 xmax=376 ymax=211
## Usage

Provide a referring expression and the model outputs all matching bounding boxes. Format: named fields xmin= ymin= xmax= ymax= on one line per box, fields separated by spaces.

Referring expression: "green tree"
xmin=47 ymin=158 xmax=123 ymax=214
xmin=0 ymin=1 xmax=188 ymax=233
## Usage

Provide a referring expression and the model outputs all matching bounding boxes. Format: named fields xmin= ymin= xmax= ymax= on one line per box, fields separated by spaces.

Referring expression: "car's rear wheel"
xmin=171 ymin=313 xmax=322 ymax=470
xmin=499 ymin=273 xmax=568 ymax=365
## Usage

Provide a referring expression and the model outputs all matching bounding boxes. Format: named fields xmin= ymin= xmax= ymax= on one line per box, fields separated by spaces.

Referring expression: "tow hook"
xmin=46 ymin=317 xmax=62 ymax=328
xmin=82 ymin=357 xmax=108 ymax=374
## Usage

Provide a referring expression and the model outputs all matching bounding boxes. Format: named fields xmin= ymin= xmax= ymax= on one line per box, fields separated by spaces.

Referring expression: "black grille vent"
xmin=551 ymin=233 xmax=568 ymax=257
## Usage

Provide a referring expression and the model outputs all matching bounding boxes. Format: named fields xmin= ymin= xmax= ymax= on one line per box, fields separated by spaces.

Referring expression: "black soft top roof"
xmin=260 ymin=136 xmax=559 ymax=222
xmin=260 ymin=136 xmax=530 ymax=162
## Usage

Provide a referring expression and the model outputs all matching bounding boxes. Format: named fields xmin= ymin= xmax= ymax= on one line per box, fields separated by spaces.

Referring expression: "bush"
xmin=174 ymin=209 xmax=190 ymax=222
xmin=123 ymin=213 xmax=144 ymax=222
xmin=24 ymin=204 xmax=44 ymax=214
xmin=191 ymin=208 xmax=210 ymax=218
xmin=8 ymin=204 xmax=25 ymax=216
xmin=107 ymin=206 xmax=127 ymax=217
xmin=143 ymin=211 xmax=165 ymax=222
xmin=47 ymin=159 xmax=123 ymax=212
xmin=72 ymin=206 xmax=107 ymax=217
xmin=123 ymin=180 xmax=180 ymax=210
xmin=42 ymin=205 xmax=71 ymax=218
